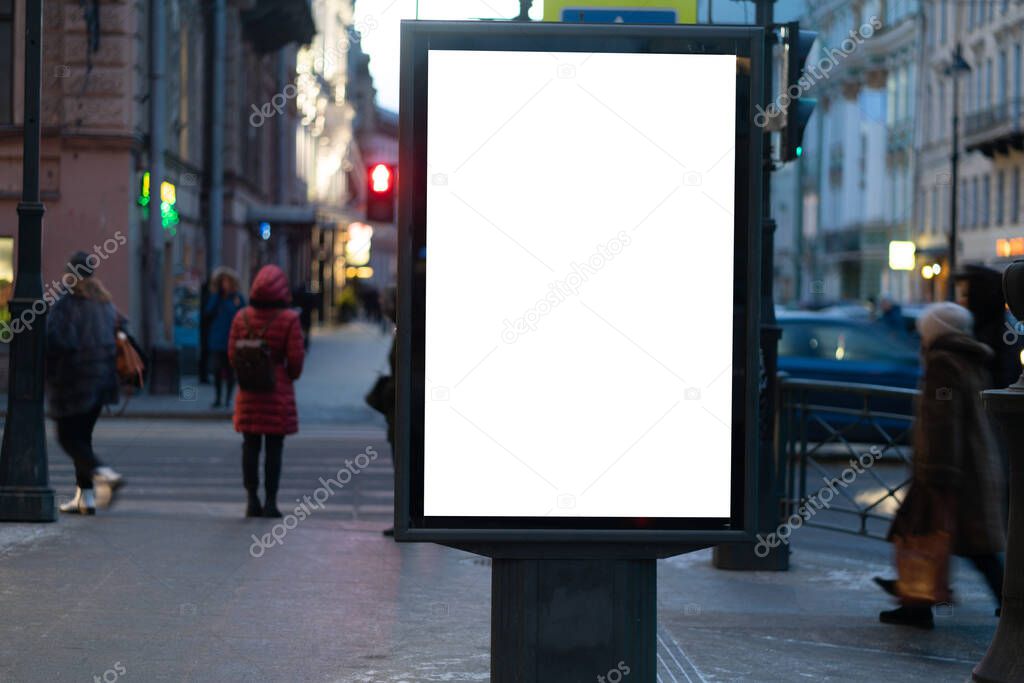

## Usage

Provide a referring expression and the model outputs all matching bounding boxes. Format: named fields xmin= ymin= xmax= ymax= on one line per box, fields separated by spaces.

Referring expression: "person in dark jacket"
xmin=876 ymin=296 xmax=905 ymax=334
xmin=46 ymin=252 xmax=124 ymax=515
xmin=291 ymin=284 xmax=314 ymax=349
xmin=204 ymin=267 xmax=245 ymax=408
xmin=955 ymin=265 xmax=1022 ymax=388
xmin=877 ymin=302 xmax=1007 ymax=628
xmin=228 ymin=265 xmax=305 ymax=518
xmin=373 ymin=287 xmax=396 ymax=536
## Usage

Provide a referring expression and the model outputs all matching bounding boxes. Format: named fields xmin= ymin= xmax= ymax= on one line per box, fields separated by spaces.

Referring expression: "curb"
xmin=0 ymin=411 xmax=233 ymax=420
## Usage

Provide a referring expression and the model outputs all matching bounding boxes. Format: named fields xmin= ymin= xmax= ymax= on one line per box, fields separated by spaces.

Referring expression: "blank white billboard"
xmin=423 ymin=49 xmax=736 ymax=519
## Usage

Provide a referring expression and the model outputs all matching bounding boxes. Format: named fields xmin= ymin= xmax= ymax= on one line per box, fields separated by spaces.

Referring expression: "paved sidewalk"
xmin=0 ymin=418 xmax=1000 ymax=682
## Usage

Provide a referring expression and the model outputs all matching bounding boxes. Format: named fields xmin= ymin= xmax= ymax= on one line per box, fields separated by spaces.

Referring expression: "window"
xmin=940 ymin=0 xmax=948 ymax=42
xmin=932 ymin=186 xmax=940 ymax=234
xmin=925 ymin=85 xmax=933 ymax=141
xmin=887 ymin=73 xmax=897 ymax=126
xmin=961 ymin=180 xmax=968 ymax=228
xmin=938 ymin=81 xmax=947 ymax=138
xmin=0 ymin=0 xmax=12 ymax=124
xmin=1013 ymin=167 xmax=1021 ymax=224
xmin=997 ymin=170 xmax=1005 ymax=225
xmin=971 ymin=71 xmax=979 ymax=113
xmin=972 ymin=177 xmax=980 ymax=227
xmin=985 ymin=59 xmax=993 ymax=110
xmin=968 ymin=0 xmax=974 ymax=29
xmin=983 ymin=175 xmax=991 ymax=227
xmin=927 ymin=4 xmax=935 ymax=46
xmin=0 ymin=236 xmax=11 ymax=282
xmin=999 ymin=51 xmax=1008 ymax=106
xmin=1016 ymin=45 xmax=1022 ymax=119
xmin=943 ymin=184 xmax=949 ymax=232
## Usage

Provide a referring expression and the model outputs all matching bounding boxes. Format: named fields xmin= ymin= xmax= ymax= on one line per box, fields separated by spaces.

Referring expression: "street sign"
xmin=397 ymin=21 xmax=763 ymax=546
xmin=544 ymin=0 xmax=698 ymax=24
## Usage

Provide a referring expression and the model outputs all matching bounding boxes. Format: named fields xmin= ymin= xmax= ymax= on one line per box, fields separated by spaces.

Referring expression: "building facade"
xmin=0 ymin=0 xmax=372 ymax=381
xmin=915 ymin=0 xmax=1024 ymax=300
xmin=788 ymin=0 xmax=921 ymax=305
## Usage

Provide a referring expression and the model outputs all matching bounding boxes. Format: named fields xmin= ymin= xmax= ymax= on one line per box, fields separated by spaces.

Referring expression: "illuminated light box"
xmin=396 ymin=21 xmax=763 ymax=545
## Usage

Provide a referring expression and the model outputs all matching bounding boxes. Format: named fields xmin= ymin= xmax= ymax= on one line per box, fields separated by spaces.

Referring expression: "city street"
xmin=0 ymin=325 xmax=1000 ymax=682
xmin=2 ymin=0 xmax=1022 ymax=677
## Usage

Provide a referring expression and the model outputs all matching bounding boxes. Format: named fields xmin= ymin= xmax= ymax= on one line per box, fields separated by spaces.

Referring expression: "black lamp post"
xmin=945 ymin=43 xmax=971 ymax=301
xmin=0 ymin=0 xmax=56 ymax=522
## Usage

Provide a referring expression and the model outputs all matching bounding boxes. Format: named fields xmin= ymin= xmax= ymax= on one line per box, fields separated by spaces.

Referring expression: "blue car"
xmin=776 ymin=312 xmax=922 ymax=443
xmin=777 ymin=312 xmax=921 ymax=389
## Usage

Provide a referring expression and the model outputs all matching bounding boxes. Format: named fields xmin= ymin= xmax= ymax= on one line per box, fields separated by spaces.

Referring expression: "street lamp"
xmin=945 ymin=43 xmax=971 ymax=301
xmin=0 ymin=0 xmax=56 ymax=521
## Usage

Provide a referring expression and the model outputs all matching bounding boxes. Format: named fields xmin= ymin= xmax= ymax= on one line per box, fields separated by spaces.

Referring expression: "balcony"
xmin=241 ymin=0 xmax=316 ymax=54
xmin=823 ymin=228 xmax=860 ymax=257
xmin=963 ymin=99 xmax=1024 ymax=157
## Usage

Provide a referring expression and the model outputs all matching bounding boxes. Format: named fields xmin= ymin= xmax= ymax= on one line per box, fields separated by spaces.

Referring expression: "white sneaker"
xmin=59 ymin=488 xmax=96 ymax=515
xmin=93 ymin=466 xmax=123 ymax=487
xmin=92 ymin=467 xmax=124 ymax=508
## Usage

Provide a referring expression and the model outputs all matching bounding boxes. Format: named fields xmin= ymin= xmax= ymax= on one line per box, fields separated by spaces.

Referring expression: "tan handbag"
xmin=892 ymin=484 xmax=955 ymax=605
xmin=115 ymin=329 xmax=145 ymax=388
xmin=894 ymin=528 xmax=953 ymax=605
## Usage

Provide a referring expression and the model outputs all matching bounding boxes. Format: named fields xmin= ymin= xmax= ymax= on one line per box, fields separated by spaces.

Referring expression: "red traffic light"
xmin=370 ymin=164 xmax=393 ymax=193
xmin=366 ymin=163 xmax=396 ymax=223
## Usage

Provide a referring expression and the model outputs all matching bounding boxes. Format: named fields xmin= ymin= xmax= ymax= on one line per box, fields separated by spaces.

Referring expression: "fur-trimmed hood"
xmin=70 ymin=277 xmax=111 ymax=303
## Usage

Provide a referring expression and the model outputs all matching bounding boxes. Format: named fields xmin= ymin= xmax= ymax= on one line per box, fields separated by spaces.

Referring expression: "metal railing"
xmin=778 ymin=377 xmax=919 ymax=540
xmin=964 ymin=98 xmax=1024 ymax=138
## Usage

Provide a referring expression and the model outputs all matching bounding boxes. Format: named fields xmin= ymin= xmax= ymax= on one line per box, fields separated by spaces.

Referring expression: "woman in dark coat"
xmin=228 ymin=264 xmax=305 ymax=518
xmin=46 ymin=251 xmax=124 ymax=515
xmin=878 ymin=302 xmax=1007 ymax=628
xmin=204 ymin=267 xmax=245 ymax=408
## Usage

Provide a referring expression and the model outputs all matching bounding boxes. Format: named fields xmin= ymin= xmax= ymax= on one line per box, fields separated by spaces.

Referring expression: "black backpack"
xmin=233 ymin=310 xmax=282 ymax=392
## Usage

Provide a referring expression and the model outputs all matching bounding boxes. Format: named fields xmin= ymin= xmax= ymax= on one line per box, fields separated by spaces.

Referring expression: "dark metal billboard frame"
xmin=395 ymin=19 xmax=764 ymax=554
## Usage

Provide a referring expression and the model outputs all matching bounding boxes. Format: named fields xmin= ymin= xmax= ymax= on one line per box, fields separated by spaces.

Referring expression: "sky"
xmin=352 ymin=0 xmax=806 ymax=112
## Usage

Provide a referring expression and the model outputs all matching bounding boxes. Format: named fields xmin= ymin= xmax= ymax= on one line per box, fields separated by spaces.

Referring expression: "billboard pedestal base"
xmin=0 ymin=487 xmax=56 ymax=522
xmin=491 ymin=558 xmax=656 ymax=681
xmin=712 ymin=542 xmax=789 ymax=571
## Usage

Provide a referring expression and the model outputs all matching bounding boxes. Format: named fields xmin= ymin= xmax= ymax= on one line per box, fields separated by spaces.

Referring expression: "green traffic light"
xmin=796 ymin=146 xmax=803 ymax=158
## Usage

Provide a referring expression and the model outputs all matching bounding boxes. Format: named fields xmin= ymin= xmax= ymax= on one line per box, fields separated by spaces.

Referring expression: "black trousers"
xmin=209 ymin=350 xmax=235 ymax=403
xmin=242 ymin=433 xmax=284 ymax=501
xmin=967 ymin=554 xmax=1005 ymax=605
xmin=55 ymin=403 xmax=104 ymax=489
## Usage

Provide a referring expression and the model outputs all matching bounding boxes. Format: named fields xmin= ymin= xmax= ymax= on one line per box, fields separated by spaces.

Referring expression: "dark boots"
xmin=245 ymin=493 xmax=263 ymax=518
xmin=242 ymin=433 xmax=284 ymax=519
xmin=879 ymin=605 xmax=935 ymax=629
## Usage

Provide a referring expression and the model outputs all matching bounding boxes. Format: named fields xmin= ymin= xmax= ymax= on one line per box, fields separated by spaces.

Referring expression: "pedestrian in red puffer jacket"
xmin=228 ymin=264 xmax=305 ymax=518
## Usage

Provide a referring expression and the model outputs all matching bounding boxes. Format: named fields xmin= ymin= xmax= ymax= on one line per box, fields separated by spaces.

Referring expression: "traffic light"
xmin=780 ymin=22 xmax=817 ymax=163
xmin=366 ymin=163 xmax=396 ymax=223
